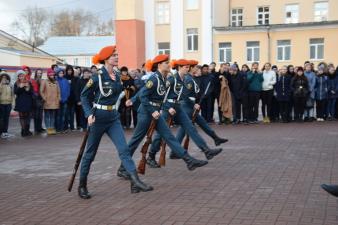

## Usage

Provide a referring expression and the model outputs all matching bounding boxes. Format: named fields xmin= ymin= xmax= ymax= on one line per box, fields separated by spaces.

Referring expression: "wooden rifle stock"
xmin=137 ymin=118 xmax=157 ymax=174
xmin=158 ymin=116 xmax=173 ymax=166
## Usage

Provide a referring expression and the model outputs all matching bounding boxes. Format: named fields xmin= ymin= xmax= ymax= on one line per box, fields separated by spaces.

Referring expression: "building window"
xmin=246 ymin=41 xmax=260 ymax=62
xmin=186 ymin=0 xmax=199 ymax=10
xmin=257 ymin=6 xmax=269 ymax=25
xmin=277 ymin=40 xmax=291 ymax=61
xmin=158 ymin=42 xmax=170 ymax=55
xmin=85 ymin=57 xmax=91 ymax=66
xmin=285 ymin=4 xmax=299 ymax=23
xmin=310 ymin=38 xmax=324 ymax=60
xmin=73 ymin=58 xmax=78 ymax=66
xmin=187 ymin=28 xmax=198 ymax=51
xmin=314 ymin=2 xmax=328 ymax=22
xmin=231 ymin=8 xmax=243 ymax=27
xmin=219 ymin=42 xmax=232 ymax=63
xmin=156 ymin=2 xmax=170 ymax=24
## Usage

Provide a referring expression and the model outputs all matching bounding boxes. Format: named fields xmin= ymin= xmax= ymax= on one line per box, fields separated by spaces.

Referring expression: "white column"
xmin=201 ymin=0 xmax=213 ymax=63
xmin=144 ymin=0 xmax=156 ymax=59
xmin=170 ymin=0 xmax=184 ymax=59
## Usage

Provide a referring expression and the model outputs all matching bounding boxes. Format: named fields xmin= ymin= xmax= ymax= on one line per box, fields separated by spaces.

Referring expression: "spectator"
xmin=130 ymin=69 xmax=142 ymax=127
xmin=76 ymin=69 xmax=92 ymax=130
xmin=51 ymin=64 xmax=58 ymax=73
xmin=247 ymin=62 xmax=263 ymax=123
xmin=261 ymin=62 xmax=276 ymax=123
xmin=0 ymin=73 xmax=14 ymax=138
xmin=327 ymin=66 xmax=338 ymax=120
xmin=314 ymin=67 xmax=328 ymax=121
xmin=240 ymin=64 xmax=250 ymax=124
xmin=213 ymin=63 xmax=229 ymax=124
xmin=32 ymin=69 xmax=45 ymax=133
xmin=119 ymin=66 xmax=135 ymax=129
xmin=275 ymin=66 xmax=292 ymax=122
xmin=304 ymin=63 xmax=316 ymax=122
xmin=56 ymin=68 xmax=70 ymax=133
xmin=287 ymin=65 xmax=296 ymax=120
xmin=228 ymin=64 xmax=245 ymax=124
xmin=73 ymin=66 xmax=82 ymax=129
xmin=14 ymin=70 xmax=33 ymax=137
xmin=40 ymin=69 xmax=60 ymax=135
xmin=90 ymin=65 xmax=98 ymax=75
xmin=199 ymin=64 xmax=214 ymax=123
xmin=270 ymin=65 xmax=280 ymax=122
xmin=291 ymin=67 xmax=309 ymax=122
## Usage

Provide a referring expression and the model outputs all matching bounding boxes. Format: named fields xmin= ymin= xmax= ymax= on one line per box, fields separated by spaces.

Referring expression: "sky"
xmin=0 ymin=0 xmax=115 ymax=36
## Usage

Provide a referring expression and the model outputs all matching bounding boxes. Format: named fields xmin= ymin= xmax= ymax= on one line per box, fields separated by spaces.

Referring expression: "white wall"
xmin=59 ymin=55 xmax=93 ymax=67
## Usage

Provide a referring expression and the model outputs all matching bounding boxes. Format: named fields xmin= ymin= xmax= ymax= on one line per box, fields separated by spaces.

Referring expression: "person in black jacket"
xmin=213 ymin=63 xmax=230 ymax=124
xmin=14 ymin=70 xmax=33 ymax=136
xmin=228 ymin=64 xmax=245 ymax=124
xmin=275 ymin=66 xmax=292 ymax=122
xmin=65 ymin=65 xmax=81 ymax=130
xmin=240 ymin=64 xmax=250 ymax=124
xmin=76 ymin=69 xmax=92 ymax=131
xmin=200 ymin=64 xmax=214 ymax=123
xmin=290 ymin=67 xmax=309 ymax=122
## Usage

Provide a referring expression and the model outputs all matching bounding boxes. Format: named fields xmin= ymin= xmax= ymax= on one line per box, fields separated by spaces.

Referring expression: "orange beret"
xmin=145 ymin=59 xmax=153 ymax=72
xmin=92 ymin=54 xmax=100 ymax=65
xmin=152 ymin=54 xmax=169 ymax=64
xmin=170 ymin=59 xmax=177 ymax=68
xmin=95 ymin=45 xmax=116 ymax=64
xmin=175 ymin=59 xmax=190 ymax=66
xmin=189 ymin=60 xmax=199 ymax=66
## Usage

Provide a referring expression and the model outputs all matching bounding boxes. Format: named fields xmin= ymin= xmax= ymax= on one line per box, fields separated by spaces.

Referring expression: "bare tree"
xmin=12 ymin=6 xmax=49 ymax=46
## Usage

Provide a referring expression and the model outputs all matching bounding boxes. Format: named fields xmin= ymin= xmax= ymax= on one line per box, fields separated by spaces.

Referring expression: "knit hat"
xmin=47 ymin=68 xmax=55 ymax=77
xmin=16 ymin=70 xmax=25 ymax=77
xmin=229 ymin=64 xmax=238 ymax=70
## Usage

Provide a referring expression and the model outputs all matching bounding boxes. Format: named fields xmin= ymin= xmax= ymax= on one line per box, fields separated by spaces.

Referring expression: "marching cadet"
xmin=174 ymin=60 xmax=228 ymax=153
xmin=79 ymin=45 xmax=153 ymax=199
xmin=117 ymin=55 xmax=208 ymax=179
xmin=147 ymin=59 xmax=223 ymax=167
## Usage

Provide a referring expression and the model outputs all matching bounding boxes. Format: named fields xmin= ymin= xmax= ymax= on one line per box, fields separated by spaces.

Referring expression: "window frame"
xmin=309 ymin=38 xmax=324 ymax=60
xmin=187 ymin=28 xmax=198 ymax=52
xmin=285 ymin=4 xmax=299 ymax=24
xmin=314 ymin=1 xmax=329 ymax=22
xmin=157 ymin=42 xmax=171 ymax=55
xmin=246 ymin=41 xmax=260 ymax=63
xmin=277 ymin=40 xmax=292 ymax=62
xmin=257 ymin=6 xmax=270 ymax=25
xmin=218 ymin=42 xmax=232 ymax=63
xmin=231 ymin=8 xmax=243 ymax=27
xmin=156 ymin=1 xmax=170 ymax=25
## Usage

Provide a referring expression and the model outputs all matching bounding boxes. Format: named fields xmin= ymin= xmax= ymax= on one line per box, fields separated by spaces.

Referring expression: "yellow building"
xmin=115 ymin=0 xmax=338 ymax=68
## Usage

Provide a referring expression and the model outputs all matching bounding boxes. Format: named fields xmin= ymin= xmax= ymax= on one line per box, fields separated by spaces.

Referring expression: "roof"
xmin=0 ymin=30 xmax=62 ymax=62
xmin=214 ymin=20 xmax=338 ymax=31
xmin=39 ymin=36 xmax=115 ymax=56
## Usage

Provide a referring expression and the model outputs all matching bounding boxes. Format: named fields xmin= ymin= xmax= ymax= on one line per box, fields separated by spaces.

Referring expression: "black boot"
xmin=321 ymin=184 xmax=338 ymax=197
xmin=146 ymin=153 xmax=160 ymax=168
xmin=182 ymin=154 xmax=208 ymax=171
xmin=129 ymin=171 xmax=154 ymax=193
xmin=78 ymin=178 xmax=91 ymax=199
xmin=117 ymin=164 xmax=130 ymax=180
xmin=169 ymin=151 xmax=180 ymax=160
xmin=212 ymin=134 xmax=228 ymax=146
xmin=201 ymin=146 xmax=223 ymax=160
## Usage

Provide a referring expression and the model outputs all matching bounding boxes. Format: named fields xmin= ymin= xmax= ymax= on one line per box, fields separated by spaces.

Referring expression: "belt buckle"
xmin=107 ymin=105 xmax=113 ymax=111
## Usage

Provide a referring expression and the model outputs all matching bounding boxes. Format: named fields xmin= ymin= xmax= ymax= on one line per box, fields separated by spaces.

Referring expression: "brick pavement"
xmin=0 ymin=120 xmax=338 ymax=225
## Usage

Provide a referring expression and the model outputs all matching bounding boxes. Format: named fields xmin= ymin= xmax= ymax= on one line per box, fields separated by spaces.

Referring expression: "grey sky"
xmin=0 ymin=0 xmax=115 ymax=35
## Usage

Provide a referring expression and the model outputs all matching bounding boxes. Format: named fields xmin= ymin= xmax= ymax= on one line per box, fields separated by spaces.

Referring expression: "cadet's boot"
xmin=211 ymin=133 xmax=228 ymax=146
xmin=78 ymin=178 xmax=91 ymax=199
xmin=321 ymin=184 xmax=338 ymax=197
xmin=129 ymin=170 xmax=154 ymax=193
xmin=169 ymin=151 xmax=180 ymax=160
xmin=146 ymin=153 xmax=160 ymax=168
xmin=182 ymin=154 xmax=208 ymax=171
xmin=201 ymin=146 xmax=223 ymax=160
xmin=117 ymin=164 xmax=130 ymax=180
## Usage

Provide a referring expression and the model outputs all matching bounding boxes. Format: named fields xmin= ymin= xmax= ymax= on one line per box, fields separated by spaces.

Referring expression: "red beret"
xmin=145 ymin=59 xmax=153 ymax=72
xmin=170 ymin=59 xmax=177 ymax=68
xmin=152 ymin=54 xmax=169 ymax=64
xmin=188 ymin=60 xmax=199 ymax=66
xmin=175 ymin=59 xmax=190 ymax=66
xmin=92 ymin=54 xmax=100 ymax=65
xmin=95 ymin=46 xmax=116 ymax=64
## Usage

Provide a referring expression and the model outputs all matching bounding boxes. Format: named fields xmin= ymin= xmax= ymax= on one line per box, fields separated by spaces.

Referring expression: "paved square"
xmin=1 ymin=121 xmax=338 ymax=225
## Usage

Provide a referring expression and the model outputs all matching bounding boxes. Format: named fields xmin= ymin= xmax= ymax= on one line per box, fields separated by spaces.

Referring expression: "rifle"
xmin=137 ymin=86 xmax=171 ymax=175
xmin=183 ymin=81 xmax=211 ymax=150
xmin=158 ymin=86 xmax=184 ymax=167
xmin=68 ymin=92 xmax=102 ymax=192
